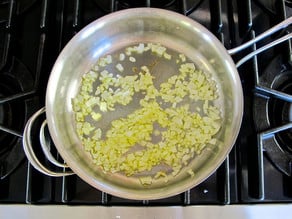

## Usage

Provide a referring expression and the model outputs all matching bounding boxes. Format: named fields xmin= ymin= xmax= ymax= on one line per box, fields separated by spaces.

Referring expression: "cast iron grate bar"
xmin=258 ymin=123 xmax=292 ymax=177
xmin=109 ymin=0 xmax=115 ymax=12
xmin=255 ymin=85 xmax=292 ymax=102
xmin=250 ymin=29 xmax=265 ymax=201
xmin=73 ymin=0 xmax=80 ymax=28
xmin=180 ymin=0 xmax=188 ymax=15
xmin=210 ymin=0 xmax=223 ymax=34
xmin=56 ymin=0 xmax=65 ymax=53
xmin=232 ymin=0 xmax=266 ymax=202
xmin=219 ymin=158 xmax=231 ymax=204
xmin=214 ymin=0 xmax=230 ymax=204
xmin=0 ymin=125 xmax=22 ymax=138
xmin=0 ymin=33 xmax=10 ymax=69
xmin=25 ymin=163 xmax=33 ymax=203
xmin=6 ymin=0 xmax=15 ymax=29
xmin=40 ymin=0 xmax=48 ymax=30
xmin=0 ymin=91 xmax=35 ymax=105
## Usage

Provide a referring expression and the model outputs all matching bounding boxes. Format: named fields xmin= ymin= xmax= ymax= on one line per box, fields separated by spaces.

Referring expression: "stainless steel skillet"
xmin=22 ymin=8 xmax=292 ymax=200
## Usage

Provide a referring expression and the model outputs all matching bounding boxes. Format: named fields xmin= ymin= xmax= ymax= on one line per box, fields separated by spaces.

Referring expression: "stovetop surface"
xmin=0 ymin=0 xmax=292 ymax=205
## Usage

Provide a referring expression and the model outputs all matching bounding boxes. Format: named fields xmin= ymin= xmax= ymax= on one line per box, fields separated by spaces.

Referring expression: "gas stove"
xmin=0 ymin=0 xmax=292 ymax=207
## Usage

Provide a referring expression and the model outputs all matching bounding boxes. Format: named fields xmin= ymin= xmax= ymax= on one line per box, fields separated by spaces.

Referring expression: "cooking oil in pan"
xmin=71 ymin=42 xmax=223 ymax=184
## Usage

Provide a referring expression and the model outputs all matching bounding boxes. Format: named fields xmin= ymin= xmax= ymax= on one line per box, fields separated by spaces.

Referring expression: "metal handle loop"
xmin=227 ymin=17 xmax=292 ymax=67
xmin=39 ymin=120 xmax=70 ymax=168
xmin=22 ymin=107 xmax=74 ymax=177
xmin=235 ymin=33 xmax=292 ymax=67
xmin=228 ymin=16 xmax=292 ymax=55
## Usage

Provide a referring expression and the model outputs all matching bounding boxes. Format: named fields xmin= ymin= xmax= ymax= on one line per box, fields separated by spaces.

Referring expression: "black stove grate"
xmin=0 ymin=0 xmax=291 ymax=205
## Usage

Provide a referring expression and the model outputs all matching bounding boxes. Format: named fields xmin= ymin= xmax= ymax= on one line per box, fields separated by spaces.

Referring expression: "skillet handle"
xmin=39 ymin=120 xmax=71 ymax=168
xmin=227 ymin=17 xmax=292 ymax=67
xmin=22 ymin=107 xmax=74 ymax=177
xmin=234 ymin=33 xmax=292 ymax=67
xmin=228 ymin=16 xmax=292 ymax=55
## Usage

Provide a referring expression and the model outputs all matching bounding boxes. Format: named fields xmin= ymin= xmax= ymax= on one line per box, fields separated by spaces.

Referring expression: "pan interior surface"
xmin=46 ymin=8 xmax=243 ymax=200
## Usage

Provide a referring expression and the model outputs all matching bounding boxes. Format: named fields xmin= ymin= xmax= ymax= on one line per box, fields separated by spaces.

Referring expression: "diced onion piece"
xmin=106 ymin=55 xmax=112 ymax=64
xmin=179 ymin=53 xmax=186 ymax=62
xmin=119 ymin=53 xmax=125 ymax=61
xmin=150 ymin=43 xmax=167 ymax=56
xmin=163 ymin=52 xmax=171 ymax=60
xmin=154 ymin=171 xmax=167 ymax=179
xmin=209 ymin=138 xmax=217 ymax=145
xmin=82 ymin=122 xmax=95 ymax=135
xmin=99 ymin=102 xmax=107 ymax=112
xmin=91 ymin=112 xmax=102 ymax=121
xmin=153 ymin=130 xmax=160 ymax=136
xmin=129 ymin=56 xmax=136 ymax=62
xmin=116 ymin=63 xmax=124 ymax=72
xmin=139 ymin=176 xmax=153 ymax=185
xmin=187 ymin=169 xmax=195 ymax=177
xmin=92 ymin=128 xmax=102 ymax=140
xmin=97 ymin=55 xmax=112 ymax=67
xmin=135 ymin=43 xmax=145 ymax=54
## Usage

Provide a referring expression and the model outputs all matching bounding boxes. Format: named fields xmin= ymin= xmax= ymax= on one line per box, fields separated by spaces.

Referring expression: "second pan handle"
xmin=22 ymin=107 xmax=74 ymax=177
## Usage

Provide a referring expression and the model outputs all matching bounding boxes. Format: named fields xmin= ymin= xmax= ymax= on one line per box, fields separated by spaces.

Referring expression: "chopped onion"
xmin=119 ymin=53 xmax=125 ymax=61
xmin=116 ymin=63 xmax=124 ymax=72
xmin=72 ymin=42 xmax=222 ymax=183
xmin=129 ymin=56 xmax=136 ymax=62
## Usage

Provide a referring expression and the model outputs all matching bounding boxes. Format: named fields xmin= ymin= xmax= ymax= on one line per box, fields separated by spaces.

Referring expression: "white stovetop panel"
xmin=0 ymin=204 xmax=291 ymax=219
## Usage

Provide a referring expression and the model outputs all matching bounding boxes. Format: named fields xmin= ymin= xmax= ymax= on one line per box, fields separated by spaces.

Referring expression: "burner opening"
xmin=268 ymin=72 xmax=292 ymax=153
